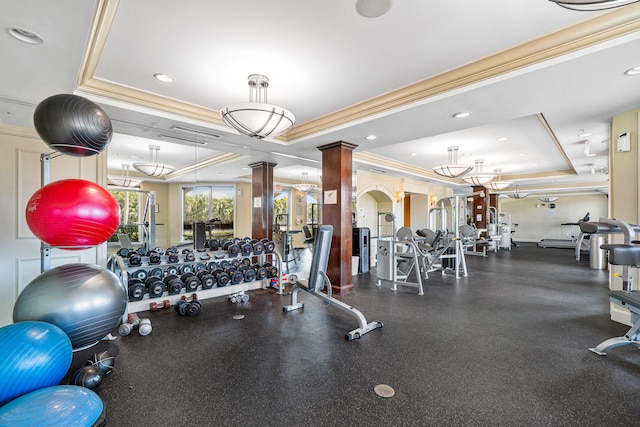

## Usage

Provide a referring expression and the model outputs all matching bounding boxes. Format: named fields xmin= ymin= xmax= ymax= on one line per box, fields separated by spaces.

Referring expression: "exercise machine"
xmin=589 ymin=219 xmax=640 ymax=355
xmin=538 ymin=212 xmax=590 ymax=250
xmin=283 ymin=225 xmax=383 ymax=341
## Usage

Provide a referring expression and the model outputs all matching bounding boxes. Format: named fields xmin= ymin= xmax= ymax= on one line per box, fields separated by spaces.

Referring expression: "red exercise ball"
xmin=25 ymin=179 xmax=120 ymax=248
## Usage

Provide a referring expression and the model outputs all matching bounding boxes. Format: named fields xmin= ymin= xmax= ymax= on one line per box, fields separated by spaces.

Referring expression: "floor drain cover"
xmin=232 ymin=314 xmax=245 ymax=320
xmin=374 ymin=384 xmax=395 ymax=398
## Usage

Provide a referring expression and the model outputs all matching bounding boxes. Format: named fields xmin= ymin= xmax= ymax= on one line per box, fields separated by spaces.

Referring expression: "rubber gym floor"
xmin=67 ymin=243 xmax=640 ymax=426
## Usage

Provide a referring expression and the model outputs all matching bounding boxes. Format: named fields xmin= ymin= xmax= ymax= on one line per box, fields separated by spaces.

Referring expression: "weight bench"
xmin=283 ymin=225 xmax=383 ymax=341
xmin=589 ymin=218 xmax=640 ymax=355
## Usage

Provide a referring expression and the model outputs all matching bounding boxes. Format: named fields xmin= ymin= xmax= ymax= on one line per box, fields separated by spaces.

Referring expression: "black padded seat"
xmin=601 ymin=244 xmax=640 ymax=266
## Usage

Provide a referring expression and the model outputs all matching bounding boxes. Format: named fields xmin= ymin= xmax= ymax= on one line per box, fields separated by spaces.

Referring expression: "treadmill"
xmin=537 ymin=212 xmax=590 ymax=249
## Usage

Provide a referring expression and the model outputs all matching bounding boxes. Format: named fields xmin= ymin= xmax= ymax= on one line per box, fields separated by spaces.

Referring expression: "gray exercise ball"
xmin=13 ymin=263 xmax=126 ymax=350
xmin=33 ymin=94 xmax=112 ymax=157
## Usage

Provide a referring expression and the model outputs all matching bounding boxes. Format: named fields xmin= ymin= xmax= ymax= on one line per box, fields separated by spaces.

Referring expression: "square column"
xmin=318 ymin=141 xmax=358 ymax=295
xmin=249 ymin=161 xmax=277 ymax=241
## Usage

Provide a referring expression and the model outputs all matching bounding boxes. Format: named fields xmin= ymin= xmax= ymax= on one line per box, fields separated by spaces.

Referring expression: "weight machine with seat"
xmin=589 ymin=219 xmax=640 ymax=356
xmin=283 ymin=225 xmax=383 ymax=341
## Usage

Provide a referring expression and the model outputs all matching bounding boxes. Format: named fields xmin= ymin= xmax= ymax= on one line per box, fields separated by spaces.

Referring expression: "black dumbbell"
xmin=227 ymin=244 xmax=241 ymax=258
xmin=163 ymin=274 xmax=183 ymax=295
xmin=117 ymin=247 xmax=130 ymax=258
xmin=193 ymin=262 xmax=206 ymax=273
xmin=252 ymin=264 xmax=268 ymax=280
xmin=263 ymin=241 xmax=276 ymax=254
xmin=137 ymin=247 xmax=148 ymax=256
xmin=219 ymin=260 xmax=231 ymax=269
xmin=181 ymin=273 xmax=200 ymax=292
xmin=185 ymin=252 xmax=196 ymax=262
xmin=149 ymin=267 xmax=164 ymax=278
xmin=263 ymin=263 xmax=278 ymax=278
xmin=243 ymin=268 xmax=256 ymax=282
xmin=185 ymin=294 xmax=201 ymax=316
xmin=230 ymin=270 xmax=244 ymax=285
xmin=127 ymin=279 xmax=146 ymax=301
xmin=252 ymin=241 xmax=265 ymax=255
xmin=167 ymin=253 xmax=179 ymax=263
xmin=146 ymin=277 xmax=165 ymax=298
xmin=179 ymin=264 xmax=193 ymax=275
xmin=131 ymin=269 xmax=148 ymax=281
xmin=241 ymin=258 xmax=251 ymax=267
xmin=212 ymin=269 xmax=230 ymax=287
xmin=206 ymin=261 xmax=218 ymax=272
xmin=197 ymin=271 xmax=216 ymax=289
xmin=165 ymin=246 xmax=178 ymax=255
xmin=128 ymin=253 xmax=142 ymax=266
xmin=165 ymin=265 xmax=179 ymax=275
xmin=240 ymin=243 xmax=252 ymax=256
xmin=148 ymin=252 xmax=161 ymax=265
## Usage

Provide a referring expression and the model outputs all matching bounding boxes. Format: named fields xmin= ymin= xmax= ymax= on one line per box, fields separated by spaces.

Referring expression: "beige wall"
xmin=499 ymin=194 xmax=608 ymax=242
xmin=609 ymin=108 xmax=639 ymax=324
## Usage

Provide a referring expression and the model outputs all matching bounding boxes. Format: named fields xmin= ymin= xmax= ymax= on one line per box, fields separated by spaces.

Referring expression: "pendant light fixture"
xmin=220 ymin=74 xmax=295 ymax=139
xmin=133 ymin=145 xmax=175 ymax=177
xmin=433 ymin=146 xmax=473 ymax=178
xmin=507 ymin=185 xmax=530 ymax=199
xmin=293 ymin=172 xmax=316 ymax=193
xmin=463 ymin=159 xmax=496 ymax=186
xmin=485 ymin=168 xmax=512 ymax=191
xmin=356 ymin=0 xmax=392 ymax=17
xmin=549 ymin=0 xmax=640 ymax=10
xmin=108 ymin=164 xmax=142 ymax=187
xmin=539 ymin=195 xmax=559 ymax=202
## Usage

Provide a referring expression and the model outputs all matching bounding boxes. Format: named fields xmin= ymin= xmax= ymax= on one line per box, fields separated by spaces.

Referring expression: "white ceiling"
xmin=2 ymin=0 xmax=640 ymax=196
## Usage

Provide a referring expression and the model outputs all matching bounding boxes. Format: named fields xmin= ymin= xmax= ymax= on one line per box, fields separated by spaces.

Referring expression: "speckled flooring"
xmin=68 ymin=244 xmax=640 ymax=426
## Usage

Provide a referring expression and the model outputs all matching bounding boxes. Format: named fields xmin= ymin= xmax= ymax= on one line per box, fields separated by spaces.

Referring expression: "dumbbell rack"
xmin=108 ymin=249 xmax=283 ymax=320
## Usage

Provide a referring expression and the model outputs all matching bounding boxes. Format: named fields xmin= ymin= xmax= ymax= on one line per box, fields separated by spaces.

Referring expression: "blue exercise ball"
xmin=33 ymin=94 xmax=112 ymax=157
xmin=0 ymin=321 xmax=72 ymax=406
xmin=13 ymin=263 xmax=127 ymax=350
xmin=0 ymin=385 xmax=104 ymax=426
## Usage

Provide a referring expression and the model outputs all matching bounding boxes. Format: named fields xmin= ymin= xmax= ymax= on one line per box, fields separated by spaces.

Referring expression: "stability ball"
xmin=13 ymin=263 xmax=127 ymax=350
xmin=25 ymin=179 xmax=120 ymax=248
xmin=33 ymin=94 xmax=112 ymax=157
xmin=0 ymin=385 xmax=104 ymax=426
xmin=0 ymin=321 xmax=72 ymax=406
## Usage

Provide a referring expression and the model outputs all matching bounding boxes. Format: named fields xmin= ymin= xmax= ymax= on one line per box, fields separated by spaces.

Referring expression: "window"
xmin=183 ymin=186 xmax=235 ymax=241
xmin=108 ymin=189 xmax=140 ymax=242
xmin=274 ymin=191 xmax=288 ymax=216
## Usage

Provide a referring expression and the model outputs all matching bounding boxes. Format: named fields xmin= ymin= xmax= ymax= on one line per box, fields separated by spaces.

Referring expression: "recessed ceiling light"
xmin=365 ymin=134 xmax=377 ymax=140
xmin=410 ymin=152 xmax=417 ymax=156
xmin=624 ymin=66 xmax=640 ymax=76
xmin=578 ymin=131 xmax=593 ymax=137
xmin=154 ymin=73 xmax=174 ymax=83
xmin=7 ymin=27 xmax=44 ymax=45
xmin=497 ymin=137 xmax=509 ymax=142
xmin=453 ymin=112 xmax=471 ymax=119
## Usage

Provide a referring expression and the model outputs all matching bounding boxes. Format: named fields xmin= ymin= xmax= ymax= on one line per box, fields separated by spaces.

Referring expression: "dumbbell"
xmin=165 ymin=265 xmax=179 ymax=275
xmin=149 ymin=267 xmax=164 ymax=278
xmin=193 ymin=262 xmax=206 ymax=273
xmin=252 ymin=241 xmax=265 ymax=255
xmin=136 ymin=247 xmax=148 ymax=256
xmin=252 ymin=264 xmax=268 ymax=280
xmin=131 ymin=269 xmax=148 ymax=281
xmin=128 ymin=253 xmax=142 ymax=266
xmin=229 ymin=291 xmax=250 ymax=303
xmin=138 ymin=318 xmax=152 ymax=336
xmin=179 ymin=264 xmax=193 ymax=275
xmin=212 ymin=269 xmax=230 ymax=287
xmin=240 ymin=243 xmax=252 ymax=256
xmin=230 ymin=269 xmax=244 ymax=285
xmin=206 ymin=261 xmax=218 ymax=272
xmin=163 ymin=274 xmax=183 ymax=295
xmin=227 ymin=243 xmax=241 ymax=258
xmin=197 ymin=270 xmax=216 ymax=289
xmin=263 ymin=240 xmax=276 ymax=254
xmin=181 ymin=272 xmax=200 ymax=292
xmin=185 ymin=251 xmax=196 ymax=262
xmin=148 ymin=251 xmax=162 ymax=265
xmin=146 ymin=277 xmax=165 ymax=298
xmin=243 ymin=268 xmax=256 ymax=282
xmin=174 ymin=294 xmax=201 ymax=316
xmin=263 ymin=263 xmax=279 ymax=278
xmin=167 ymin=253 xmax=179 ymax=263
xmin=127 ymin=279 xmax=146 ymax=302
xmin=119 ymin=313 xmax=140 ymax=336
xmin=150 ymin=299 xmax=170 ymax=311
xmin=241 ymin=258 xmax=251 ymax=267
xmin=219 ymin=260 xmax=231 ymax=269
xmin=165 ymin=246 xmax=178 ymax=255
xmin=117 ymin=247 xmax=130 ymax=258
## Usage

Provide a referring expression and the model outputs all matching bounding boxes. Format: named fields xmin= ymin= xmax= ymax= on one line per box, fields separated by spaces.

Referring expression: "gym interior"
xmin=1 ymin=1 xmax=640 ymax=426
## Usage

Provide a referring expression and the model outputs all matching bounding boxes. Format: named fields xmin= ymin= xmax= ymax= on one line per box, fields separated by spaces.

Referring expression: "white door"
xmin=0 ymin=125 xmax=107 ymax=327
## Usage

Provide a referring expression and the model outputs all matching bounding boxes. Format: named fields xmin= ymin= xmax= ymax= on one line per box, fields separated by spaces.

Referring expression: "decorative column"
xmin=472 ymin=185 xmax=487 ymax=230
xmin=249 ymin=161 xmax=276 ymax=241
xmin=318 ymin=141 xmax=357 ymax=295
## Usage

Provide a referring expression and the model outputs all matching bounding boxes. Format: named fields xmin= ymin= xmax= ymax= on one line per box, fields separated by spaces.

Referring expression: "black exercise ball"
xmin=86 ymin=351 xmax=115 ymax=376
xmin=71 ymin=365 xmax=104 ymax=390
xmin=33 ymin=94 xmax=112 ymax=157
